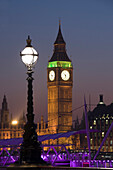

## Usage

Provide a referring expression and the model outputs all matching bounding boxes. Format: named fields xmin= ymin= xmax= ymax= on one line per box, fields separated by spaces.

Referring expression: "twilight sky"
xmin=0 ymin=0 xmax=113 ymax=123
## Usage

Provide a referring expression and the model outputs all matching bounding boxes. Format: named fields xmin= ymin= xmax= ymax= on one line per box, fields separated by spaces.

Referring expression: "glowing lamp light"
xmin=12 ymin=120 xmax=18 ymax=125
xmin=20 ymin=36 xmax=39 ymax=70
xmin=99 ymin=102 xmax=104 ymax=104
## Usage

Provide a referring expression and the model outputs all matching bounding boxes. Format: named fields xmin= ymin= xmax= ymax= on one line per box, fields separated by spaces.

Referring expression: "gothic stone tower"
xmin=1 ymin=95 xmax=9 ymax=128
xmin=47 ymin=23 xmax=73 ymax=134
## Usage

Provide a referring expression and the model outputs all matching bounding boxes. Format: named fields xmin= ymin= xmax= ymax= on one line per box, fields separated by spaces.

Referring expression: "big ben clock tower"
xmin=47 ymin=23 xmax=73 ymax=134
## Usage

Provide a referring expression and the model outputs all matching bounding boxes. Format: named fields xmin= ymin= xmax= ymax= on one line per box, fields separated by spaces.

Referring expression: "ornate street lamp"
xmin=20 ymin=36 xmax=42 ymax=164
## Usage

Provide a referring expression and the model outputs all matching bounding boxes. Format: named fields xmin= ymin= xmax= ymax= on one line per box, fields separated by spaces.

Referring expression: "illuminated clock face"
xmin=61 ymin=70 xmax=70 ymax=81
xmin=49 ymin=70 xmax=55 ymax=81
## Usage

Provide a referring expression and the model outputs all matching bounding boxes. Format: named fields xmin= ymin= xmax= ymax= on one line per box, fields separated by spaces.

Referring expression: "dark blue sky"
xmin=0 ymin=0 xmax=113 ymax=122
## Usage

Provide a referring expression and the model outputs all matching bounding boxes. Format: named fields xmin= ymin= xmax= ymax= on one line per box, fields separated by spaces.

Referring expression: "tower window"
xmin=102 ymin=132 xmax=104 ymax=137
xmin=110 ymin=146 xmax=112 ymax=152
xmin=94 ymin=120 xmax=96 ymax=125
xmin=90 ymin=139 xmax=92 ymax=145
xmin=106 ymin=120 xmax=108 ymax=124
xmin=110 ymin=140 xmax=112 ymax=145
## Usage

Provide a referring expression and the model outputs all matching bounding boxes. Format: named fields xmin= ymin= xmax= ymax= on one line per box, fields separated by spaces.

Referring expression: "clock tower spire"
xmin=49 ymin=23 xmax=71 ymax=62
xmin=47 ymin=23 xmax=73 ymax=135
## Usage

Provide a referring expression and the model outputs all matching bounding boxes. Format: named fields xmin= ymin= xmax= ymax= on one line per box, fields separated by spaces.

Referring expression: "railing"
xmin=0 ymin=145 xmax=113 ymax=168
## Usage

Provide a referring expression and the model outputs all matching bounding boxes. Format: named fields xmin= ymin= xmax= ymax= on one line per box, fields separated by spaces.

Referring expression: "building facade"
xmin=0 ymin=95 xmax=25 ymax=140
xmin=88 ymin=95 xmax=113 ymax=152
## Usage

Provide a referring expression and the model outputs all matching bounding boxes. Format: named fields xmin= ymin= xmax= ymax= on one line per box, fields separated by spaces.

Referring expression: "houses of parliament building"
xmin=0 ymin=95 xmax=25 ymax=139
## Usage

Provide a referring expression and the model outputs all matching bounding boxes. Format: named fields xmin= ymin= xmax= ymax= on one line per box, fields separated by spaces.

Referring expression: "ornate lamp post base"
xmin=19 ymin=123 xmax=42 ymax=164
xmin=20 ymin=143 xmax=43 ymax=164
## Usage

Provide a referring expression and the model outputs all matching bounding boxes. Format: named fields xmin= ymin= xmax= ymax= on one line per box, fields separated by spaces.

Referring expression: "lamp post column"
xmin=26 ymin=71 xmax=34 ymax=123
xmin=20 ymin=36 xmax=44 ymax=164
xmin=20 ymin=71 xmax=41 ymax=164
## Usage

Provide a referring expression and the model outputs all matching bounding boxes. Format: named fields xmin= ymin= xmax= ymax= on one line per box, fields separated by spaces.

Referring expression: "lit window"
xmin=90 ymin=126 xmax=92 ymax=129
xmin=106 ymin=120 xmax=108 ymax=124
xmin=110 ymin=146 xmax=112 ymax=152
xmin=90 ymin=139 xmax=92 ymax=145
xmin=94 ymin=120 xmax=96 ymax=125
xmin=110 ymin=140 xmax=112 ymax=145
xmin=106 ymin=114 xmax=109 ymax=119
xmin=102 ymin=132 xmax=104 ymax=137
